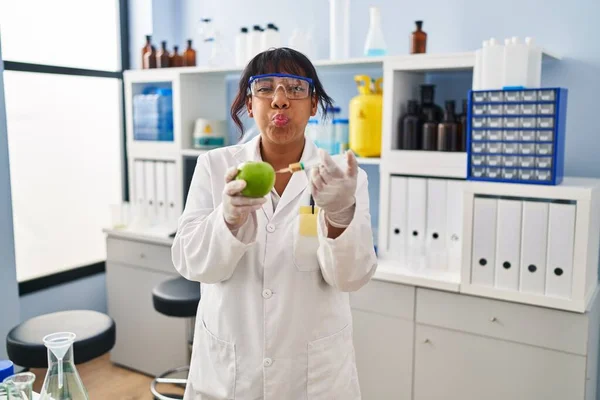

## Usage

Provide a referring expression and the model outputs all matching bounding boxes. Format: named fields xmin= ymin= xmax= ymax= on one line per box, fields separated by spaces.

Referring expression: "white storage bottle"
xmin=329 ymin=0 xmax=350 ymax=60
xmin=525 ymin=37 xmax=542 ymax=88
xmin=261 ymin=23 xmax=280 ymax=52
xmin=235 ymin=27 xmax=248 ymax=66
xmin=246 ymin=25 xmax=262 ymax=61
xmin=472 ymin=40 xmax=487 ymax=90
xmin=482 ymin=38 xmax=504 ymax=90
xmin=503 ymin=36 xmax=529 ymax=88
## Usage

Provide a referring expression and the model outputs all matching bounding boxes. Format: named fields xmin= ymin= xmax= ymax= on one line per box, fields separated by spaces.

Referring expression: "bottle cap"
xmin=326 ymin=106 xmax=342 ymax=113
xmin=253 ymin=25 xmax=262 ymax=31
xmin=241 ymin=27 xmax=248 ymax=33
xmin=187 ymin=39 xmax=193 ymax=45
xmin=445 ymin=100 xmax=456 ymax=109
xmin=415 ymin=20 xmax=423 ymax=28
xmin=333 ymin=119 xmax=349 ymax=124
xmin=0 ymin=360 xmax=14 ymax=382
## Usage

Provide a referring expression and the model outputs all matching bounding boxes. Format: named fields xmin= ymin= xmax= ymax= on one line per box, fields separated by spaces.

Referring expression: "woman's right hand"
xmin=222 ymin=166 xmax=267 ymax=231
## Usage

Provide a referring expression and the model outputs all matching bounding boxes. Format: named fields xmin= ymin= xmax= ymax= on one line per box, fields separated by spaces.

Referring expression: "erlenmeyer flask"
xmin=40 ymin=332 xmax=89 ymax=400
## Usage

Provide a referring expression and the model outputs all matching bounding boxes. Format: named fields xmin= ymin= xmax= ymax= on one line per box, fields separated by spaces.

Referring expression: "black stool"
xmin=6 ymin=310 xmax=116 ymax=368
xmin=151 ymin=277 xmax=200 ymax=400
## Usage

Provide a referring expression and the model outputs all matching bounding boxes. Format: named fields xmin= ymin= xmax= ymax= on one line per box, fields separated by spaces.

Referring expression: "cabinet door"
xmin=352 ymin=308 xmax=413 ymax=400
xmin=106 ymin=261 xmax=188 ymax=376
xmin=414 ymin=324 xmax=586 ymax=400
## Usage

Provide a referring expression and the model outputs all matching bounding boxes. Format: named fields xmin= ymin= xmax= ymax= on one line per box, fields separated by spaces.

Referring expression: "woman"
xmin=172 ymin=47 xmax=378 ymax=400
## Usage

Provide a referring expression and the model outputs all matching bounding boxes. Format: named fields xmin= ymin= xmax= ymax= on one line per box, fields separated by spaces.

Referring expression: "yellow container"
xmin=349 ymin=75 xmax=383 ymax=157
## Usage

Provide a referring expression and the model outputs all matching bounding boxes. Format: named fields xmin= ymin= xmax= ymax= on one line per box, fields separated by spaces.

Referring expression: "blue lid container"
xmin=0 ymin=360 xmax=14 ymax=382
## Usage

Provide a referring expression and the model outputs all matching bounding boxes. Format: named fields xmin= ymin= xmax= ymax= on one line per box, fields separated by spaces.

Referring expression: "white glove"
xmin=222 ymin=166 xmax=267 ymax=231
xmin=310 ymin=149 xmax=358 ymax=228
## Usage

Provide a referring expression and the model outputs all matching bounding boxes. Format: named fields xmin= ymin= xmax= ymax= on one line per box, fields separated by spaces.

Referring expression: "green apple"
xmin=236 ymin=161 xmax=276 ymax=198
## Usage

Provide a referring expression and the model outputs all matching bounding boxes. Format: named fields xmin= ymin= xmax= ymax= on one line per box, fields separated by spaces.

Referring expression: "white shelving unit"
xmin=123 ymin=50 xmax=562 ymax=293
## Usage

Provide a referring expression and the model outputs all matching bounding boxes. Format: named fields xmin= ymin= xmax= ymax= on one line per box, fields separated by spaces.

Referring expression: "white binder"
xmin=155 ymin=161 xmax=168 ymax=223
xmin=519 ymin=201 xmax=549 ymax=295
xmin=545 ymin=203 xmax=576 ymax=299
xmin=471 ymin=197 xmax=498 ymax=286
xmin=494 ymin=199 xmax=522 ymax=291
xmin=166 ymin=162 xmax=179 ymax=225
xmin=133 ymin=160 xmax=146 ymax=211
xmin=426 ymin=179 xmax=447 ymax=269
xmin=144 ymin=160 xmax=157 ymax=222
xmin=388 ymin=176 xmax=408 ymax=258
xmin=407 ymin=177 xmax=427 ymax=259
xmin=446 ymin=180 xmax=464 ymax=274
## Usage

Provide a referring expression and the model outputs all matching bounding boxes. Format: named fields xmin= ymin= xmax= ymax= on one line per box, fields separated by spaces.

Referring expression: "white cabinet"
xmin=105 ymin=235 xmax=187 ymax=376
xmin=350 ymin=280 xmax=415 ymax=400
xmin=413 ymin=324 xmax=586 ymax=400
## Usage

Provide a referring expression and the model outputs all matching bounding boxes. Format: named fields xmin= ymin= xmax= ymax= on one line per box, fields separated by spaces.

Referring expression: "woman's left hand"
xmin=310 ymin=149 xmax=358 ymax=228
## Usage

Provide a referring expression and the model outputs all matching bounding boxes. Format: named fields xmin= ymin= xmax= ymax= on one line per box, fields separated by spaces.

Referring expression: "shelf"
xmin=181 ymin=148 xmax=209 ymax=158
xmin=357 ymin=157 xmax=381 ymax=165
xmin=374 ymin=258 xmax=460 ymax=292
xmin=381 ymin=150 xmax=467 ymax=178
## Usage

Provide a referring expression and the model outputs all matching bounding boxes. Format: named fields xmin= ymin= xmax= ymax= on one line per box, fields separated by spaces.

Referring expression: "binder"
xmin=471 ymin=197 xmax=497 ymax=286
xmin=545 ymin=203 xmax=576 ymax=299
xmin=388 ymin=176 xmax=408 ymax=257
xmin=446 ymin=180 xmax=464 ymax=274
xmin=144 ymin=161 xmax=157 ymax=222
xmin=166 ymin=162 xmax=179 ymax=224
xmin=407 ymin=178 xmax=427 ymax=257
xmin=519 ymin=201 xmax=549 ymax=295
xmin=494 ymin=200 xmax=522 ymax=291
xmin=426 ymin=179 xmax=447 ymax=268
xmin=155 ymin=161 xmax=168 ymax=223
xmin=133 ymin=160 xmax=146 ymax=212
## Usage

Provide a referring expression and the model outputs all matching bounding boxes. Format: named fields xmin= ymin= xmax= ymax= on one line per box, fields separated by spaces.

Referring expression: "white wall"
xmin=0 ymin=37 xmax=20 ymax=360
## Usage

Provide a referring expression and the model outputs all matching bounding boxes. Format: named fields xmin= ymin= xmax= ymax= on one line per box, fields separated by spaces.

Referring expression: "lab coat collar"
xmin=233 ymin=134 xmax=316 ymax=220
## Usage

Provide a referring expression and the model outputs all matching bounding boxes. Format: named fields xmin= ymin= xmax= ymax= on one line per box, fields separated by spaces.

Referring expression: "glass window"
xmin=0 ymin=0 xmax=120 ymax=71
xmin=4 ymin=71 xmax=123 ymax=281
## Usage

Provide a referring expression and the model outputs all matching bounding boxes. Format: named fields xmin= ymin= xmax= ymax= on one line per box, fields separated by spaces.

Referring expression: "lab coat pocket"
xmin=293 ymin=207 xmax=320 ymax=272
xmin=190 ymin=319 xmax=236 ymax=399
xmin=307 ymin=324 xmax=361 ymax=400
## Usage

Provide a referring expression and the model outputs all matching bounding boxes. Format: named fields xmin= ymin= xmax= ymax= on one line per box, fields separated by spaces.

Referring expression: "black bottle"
xmin=420 ymin=84 xmax=443 ymax=123
xmin=457 ymin=99 xmax=468 ymax=152
xmin=422 ymin=108 xmax=438 ymax=151
xmin=399 ymin=100 xmax=421 ymax=150
xmin=437 ymin=100 xmax=458 ymax=151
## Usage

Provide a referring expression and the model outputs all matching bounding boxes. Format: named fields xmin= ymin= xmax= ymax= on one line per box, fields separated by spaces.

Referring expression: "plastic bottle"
xmin=247 ymin=25 xmax=263 ymax=60
xmin=169 ymin=46 xmax=183 ymax=67
xmin=329 ymin=0 xmax=350 ymax=60
xmin=482 ymin=38 xmax=503 ymax=89
xmin=156 ymin=41 xmax=170 ymax=68
xmin=235 ymin=27 xmax=248 ymax=66
xmin=457 ymin=99 xmax=468 ymax=152
xmin=421 ymin=108 xmax=438 ymax=151
xmin=472 ymin=40 xmax=486 ymax=90
xmin=183 ymin=39 xmax=196 ymax=66
xmin=437 ymin=100 xmax=458 ymax=151
xmin=419 ymin=84 xmax=443 ymax=123
xmin=410 ymin=21 xmax=427 ymax=54
xmin=503 ymin=36 xmax=529 ymax=88
xmin=333 ymin=118 xmax=349 ymax=154
xmin=261 ymin=23 xmax=280 ymax=52
xmin=364 ymin=7 xmax=387 ymax=56
xmin=399 ymin=100 xmax=421 ymax=150
xmin=525 ymin=37 xmax=542 ymax=88
xmin=289 ymin=29 xmax=309 ymax=56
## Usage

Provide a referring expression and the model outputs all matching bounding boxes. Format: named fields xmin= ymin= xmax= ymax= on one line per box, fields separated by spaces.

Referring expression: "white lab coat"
xmin=172 ymin=135 xmax=378 ymax=400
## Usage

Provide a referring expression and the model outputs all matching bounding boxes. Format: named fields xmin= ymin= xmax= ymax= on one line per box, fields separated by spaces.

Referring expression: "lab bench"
xmin=104 ymin=229 xmax=600 ymax=399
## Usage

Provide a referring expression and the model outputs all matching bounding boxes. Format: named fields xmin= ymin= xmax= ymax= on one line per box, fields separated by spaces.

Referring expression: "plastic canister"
xmin=192 ymin=118 xmax=227 ymax=149
xmin=333 ymin=119 xmax=349 ymax=155
xmin=0 ymin=361 xmax=14 ymax=383
xmin=349 ymin=75 xmax=382 ymax=157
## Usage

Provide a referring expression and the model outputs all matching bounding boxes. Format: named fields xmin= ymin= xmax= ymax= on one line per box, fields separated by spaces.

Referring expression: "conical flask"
xmin=40 ymin=332 xmax=89 ymax=400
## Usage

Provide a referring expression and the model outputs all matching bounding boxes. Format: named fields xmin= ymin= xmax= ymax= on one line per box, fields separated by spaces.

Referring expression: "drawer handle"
xmin=423 ymin=338 xmax=430 ymax=344
xmin=489 ymin=317 xmax=497 ymax=322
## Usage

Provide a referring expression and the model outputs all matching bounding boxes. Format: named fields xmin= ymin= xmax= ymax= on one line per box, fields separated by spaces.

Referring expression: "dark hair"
xmin=230 ymin=47 xmax=335 ymax=134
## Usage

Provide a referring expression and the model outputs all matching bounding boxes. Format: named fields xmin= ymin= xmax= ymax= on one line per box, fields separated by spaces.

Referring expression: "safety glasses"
xmin=248 ymin=73 xmax=314 ymax=100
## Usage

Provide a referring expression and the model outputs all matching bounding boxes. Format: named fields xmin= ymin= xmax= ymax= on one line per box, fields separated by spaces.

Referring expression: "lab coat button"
xmin=263 ymin=358 xmax=273 ymax=367
xmin=262 ymin=289 xmax=273 ymax=299
xmin=266 ymin=224 xmax=276 ymax=233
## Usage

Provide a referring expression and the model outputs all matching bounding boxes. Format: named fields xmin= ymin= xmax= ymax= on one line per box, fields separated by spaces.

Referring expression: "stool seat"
xmin=152 ymin=277 xmax=200 ymax=318
xmin=6 ymin=310 xmax=116 ymax=368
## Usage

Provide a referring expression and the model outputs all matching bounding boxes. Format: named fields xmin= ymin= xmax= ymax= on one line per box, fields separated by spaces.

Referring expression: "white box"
xmin=494 ymin=200 xmax=522 ymax=291
xmin=461 ymin=178 xmax=600 ymax=312
xmin=519 ymin=202 xmax=549 ymax=295
xmin=470 ymin=197 xmax=498 ymax=287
